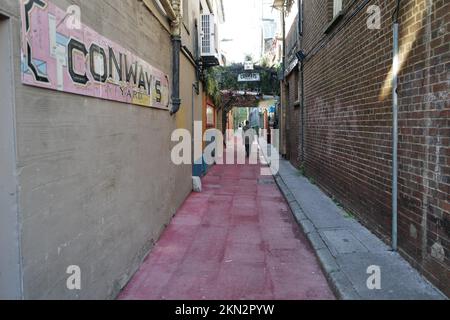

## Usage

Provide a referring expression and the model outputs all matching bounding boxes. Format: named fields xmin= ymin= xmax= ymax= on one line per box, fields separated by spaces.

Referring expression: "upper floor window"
xmin=206 ymin=105 xmax=215 ymax=127
xmin=183 ymin=0 xmax=190 ymax=30
xmin=333 ymin=0 xmax=343 ymax=17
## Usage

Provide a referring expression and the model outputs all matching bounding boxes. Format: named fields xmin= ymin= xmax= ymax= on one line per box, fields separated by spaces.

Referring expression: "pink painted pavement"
xmin=118 ymin=158 xmax=335 ymax=300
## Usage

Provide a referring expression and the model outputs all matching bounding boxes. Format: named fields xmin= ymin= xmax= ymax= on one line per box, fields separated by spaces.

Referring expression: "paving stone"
xmin=276 ymin=159 xmax=447 ymax=300
xmin=119 ymin=155 xmax=335 ymax=300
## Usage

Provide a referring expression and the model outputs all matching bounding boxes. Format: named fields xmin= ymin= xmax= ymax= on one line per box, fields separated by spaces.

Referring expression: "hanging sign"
xmin=244 ymin=61 xmax=254 ymax=70
xmin=238 ymin=73 xmax=261 ymax=82
xmin=20 ymin=0 xmax=170 ymax=110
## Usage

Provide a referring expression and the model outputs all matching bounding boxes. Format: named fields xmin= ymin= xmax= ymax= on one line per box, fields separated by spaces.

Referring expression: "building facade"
xmin=279 ymin=0 xmax=449 ymax=295
xmin=284 ymin=11 xmax=302 ymax=167
xmin=0 ymin=0 xmax=223 ymax=299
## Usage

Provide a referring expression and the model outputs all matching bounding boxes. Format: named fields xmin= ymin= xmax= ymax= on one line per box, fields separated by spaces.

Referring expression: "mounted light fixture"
xmin=295 ymin=50 xmax=306 ymax=61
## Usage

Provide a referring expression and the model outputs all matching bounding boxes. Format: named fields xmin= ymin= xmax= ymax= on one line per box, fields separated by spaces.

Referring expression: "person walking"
xmin=242 ymin=120 xmax=253 ymax=158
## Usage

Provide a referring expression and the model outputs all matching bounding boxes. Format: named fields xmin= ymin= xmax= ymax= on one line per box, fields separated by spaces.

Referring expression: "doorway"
xmin=0 ymin=13 xmax=21 ymax=299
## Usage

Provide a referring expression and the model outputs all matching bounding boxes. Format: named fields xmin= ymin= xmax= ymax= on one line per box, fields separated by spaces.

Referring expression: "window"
xmin=333 ymin=0 xmax=342 ymax=17
xmin=294 ymin=72 xmax=299 ymax=103
xmin=299 ymin=0 xmax=303 ymax=35
xmin=183 ymin=0 xmax=190 ymax=31
xmin=206 ymin=106 xmax=215 ymax=127
xmin=325 ymin=0 xmax=344 ymax=33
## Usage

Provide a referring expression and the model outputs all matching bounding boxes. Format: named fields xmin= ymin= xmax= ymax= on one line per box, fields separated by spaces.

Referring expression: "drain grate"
xmin=258 ymin=178 xmax=275 ymax=185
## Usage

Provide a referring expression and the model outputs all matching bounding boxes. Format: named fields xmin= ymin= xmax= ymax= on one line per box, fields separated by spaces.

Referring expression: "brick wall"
xmin=285 ymin=70 xmax=302 ymax=168
xmin=298 ymin=0 xmax=449 ymax=295
xmin=285 ymin=13 xmax=302 ymax=168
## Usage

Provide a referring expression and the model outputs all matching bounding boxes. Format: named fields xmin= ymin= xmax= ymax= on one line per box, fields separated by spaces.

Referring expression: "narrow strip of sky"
xmin=221 ymin=0 xmax=267 ymax=63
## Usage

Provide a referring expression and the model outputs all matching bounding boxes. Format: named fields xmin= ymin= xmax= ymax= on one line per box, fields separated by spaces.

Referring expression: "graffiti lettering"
xmin=20 ymin=0 xmax=170 ymax=109
xmin=68 ymin=38 xmax=89 ymax=85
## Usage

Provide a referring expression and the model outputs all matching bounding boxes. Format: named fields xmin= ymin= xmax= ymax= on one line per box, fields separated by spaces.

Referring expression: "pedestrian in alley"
xmin=242 ymin=120 xmax=253 ymax=158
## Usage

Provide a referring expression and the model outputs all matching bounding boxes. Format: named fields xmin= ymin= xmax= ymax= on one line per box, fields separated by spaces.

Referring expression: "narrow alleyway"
xmin=119 ymin=140 xmax=335 ymax=300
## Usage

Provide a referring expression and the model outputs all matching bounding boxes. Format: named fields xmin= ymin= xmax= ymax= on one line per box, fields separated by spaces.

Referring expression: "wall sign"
xmin=20 ymin=0 xmax=170 ymax=110
xmin=244 ymin=61 xmax=254 ymax=70
xmin=238 ymin=73 xmax=260 ymax=82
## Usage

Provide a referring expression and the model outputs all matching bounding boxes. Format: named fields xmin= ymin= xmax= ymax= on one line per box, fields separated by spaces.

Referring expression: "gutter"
xmin=159 ymin=0 xmax=177 ymax=21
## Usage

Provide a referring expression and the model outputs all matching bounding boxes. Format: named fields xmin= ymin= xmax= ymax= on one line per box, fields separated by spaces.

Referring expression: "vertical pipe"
xmin=170 ymin=35 xmax=182 ymax=115
xmin=299 ymin=1 xmax=305 ymax=164
xmin=281 ymin=6 xmax=286 ymax=80
xmin=300 ymin=61 xmax=304 ymax=163
xmin=192 ymin=83 xmax=195 ymax=172
xmin=280 ymin=6 xmax=286 ymax=156
xmin=392 ymin=23 xmax=399 ymax=251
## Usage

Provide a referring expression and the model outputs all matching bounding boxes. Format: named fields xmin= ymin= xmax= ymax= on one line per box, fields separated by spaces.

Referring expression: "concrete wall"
xmin=178 ymin=0 xmax=209 ymax=173
xmin=0 ymin=12 xmax=22 ymax=300
xmin=0 ymin=0 xmax=193 ymax=299
xmin=179 ymin=0 xmax=203 ymax=132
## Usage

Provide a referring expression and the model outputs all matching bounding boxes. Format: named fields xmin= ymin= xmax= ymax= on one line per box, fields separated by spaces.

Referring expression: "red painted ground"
xmin=119 ymin=152 xmax=335 ymax=300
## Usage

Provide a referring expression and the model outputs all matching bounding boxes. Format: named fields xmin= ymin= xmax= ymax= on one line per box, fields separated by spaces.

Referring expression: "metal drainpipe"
xmin=299 ymin=1 xmax=305 ymax=164
xmin=170 ymin=35 xmax=182 ymax=115
xmin=300 ymin=61 xmax=305 ymax=163
xmin=169 ymin=0 xmax=181 ymax=115
xmin=191 ymin=83 xmax=196 ymax=170
xmin=280 ymin=5 xmax=286 ymax=157
xmin=392 ymin=0 xmax=401 ymax=251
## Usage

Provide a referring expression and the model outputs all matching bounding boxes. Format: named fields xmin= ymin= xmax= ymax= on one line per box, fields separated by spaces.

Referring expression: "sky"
xmin=220 ymin=0 xmax=279 ymax=64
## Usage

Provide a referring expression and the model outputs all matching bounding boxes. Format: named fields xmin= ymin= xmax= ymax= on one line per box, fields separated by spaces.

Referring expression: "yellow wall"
xmin=177 ymin=53 xmax=203 ymax=132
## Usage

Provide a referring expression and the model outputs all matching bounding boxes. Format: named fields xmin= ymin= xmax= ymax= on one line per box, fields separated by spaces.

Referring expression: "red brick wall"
xmin=285 ymin=70 xmax=302 ymax=168
xmin=299 ymin=0 xmax=449 ymax=295
xmin=285 ymin=13 xmax=302 ymax=168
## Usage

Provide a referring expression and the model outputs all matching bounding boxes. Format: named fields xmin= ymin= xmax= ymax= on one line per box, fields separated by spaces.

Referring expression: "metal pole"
xmin=282 ymin=6 xmax=286 ymax=79
xmin=170 ymin=35 xmax=182 ymax=115
xmin=192 ymin=83 xmax=195 ymax=172
xmin=392 ymin=23 xmax=399 ymax=251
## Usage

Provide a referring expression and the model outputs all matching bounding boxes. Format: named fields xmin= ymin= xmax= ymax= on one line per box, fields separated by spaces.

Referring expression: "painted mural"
xmin=20 ymin=0 xmax=170 ymax=110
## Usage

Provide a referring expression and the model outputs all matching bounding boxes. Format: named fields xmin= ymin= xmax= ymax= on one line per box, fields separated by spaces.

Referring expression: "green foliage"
xmin=211 ymin=63 xmax=280 ymax=96
xmin=298 ymin=165 xmax=305 ymax=176
xmin=205 ymin=68 xmax=221 ymax=106
xmin=331 ymin=196 xmax=356 ymax=220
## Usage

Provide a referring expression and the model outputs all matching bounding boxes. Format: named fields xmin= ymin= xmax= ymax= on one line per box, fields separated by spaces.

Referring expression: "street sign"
xmin=238 ymin=73 xmax=261 ymax=82
xmin=244 ymin=61 xmax=254 ymax=70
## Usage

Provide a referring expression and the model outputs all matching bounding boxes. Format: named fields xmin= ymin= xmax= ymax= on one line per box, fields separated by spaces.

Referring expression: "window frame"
xmin=206 ymin=105 xmax=215 ymax=128
xmin=182 ymin=0 xmax=190 ymax=34
xmin=333 ymin=0 xmax=343 ymax=17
